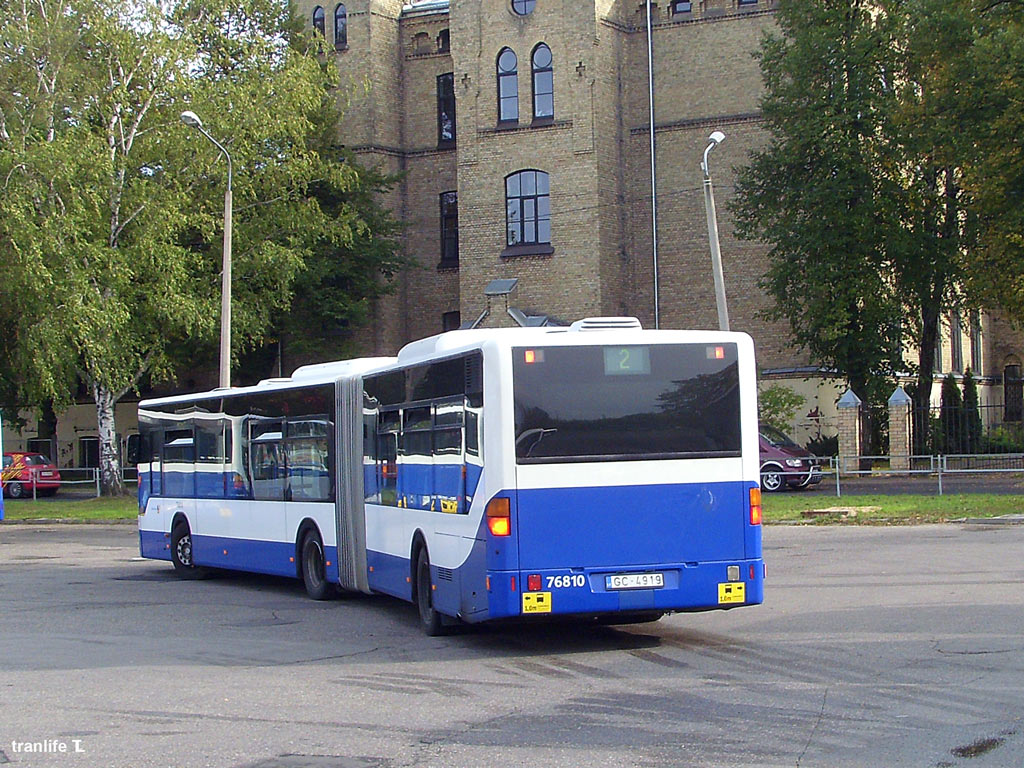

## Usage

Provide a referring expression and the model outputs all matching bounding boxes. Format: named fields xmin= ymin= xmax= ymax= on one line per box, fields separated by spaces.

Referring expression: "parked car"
xmin=758 ymin=426 xmax=822 ymax=492
xmin=2 ymin=452 xmax=61 ymax=498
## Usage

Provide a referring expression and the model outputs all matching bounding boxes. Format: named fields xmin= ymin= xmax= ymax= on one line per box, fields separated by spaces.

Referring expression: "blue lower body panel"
xmin=485 ymin=559 xmax=764 ymax=620
xmin=140 ymin=529 xmax=339 ymax=583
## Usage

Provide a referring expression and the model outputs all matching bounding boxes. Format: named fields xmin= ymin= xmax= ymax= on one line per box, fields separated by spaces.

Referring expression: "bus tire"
xmin=301 ymin=529 xmax=333 ymax=601
xmin=171 ymin=520 xmax=204 ymax=580
xmin=597 ymin=611 xmax=664 ymax=626
xmin=414 ymin=547 xmax=446 ymax=636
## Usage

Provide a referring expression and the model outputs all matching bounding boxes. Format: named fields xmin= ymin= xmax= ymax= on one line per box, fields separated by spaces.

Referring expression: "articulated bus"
xmin=138 ymin=318 xmax=764 ymax=634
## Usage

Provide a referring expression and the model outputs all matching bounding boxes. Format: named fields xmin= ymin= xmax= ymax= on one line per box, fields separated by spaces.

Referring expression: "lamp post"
xmin=181 ymin=110 xmax=233 ymax=389
xmin=646 ymin=0 xmax=660 ymax=329
xmin=701 ymin=130 xmax=730 ymax=332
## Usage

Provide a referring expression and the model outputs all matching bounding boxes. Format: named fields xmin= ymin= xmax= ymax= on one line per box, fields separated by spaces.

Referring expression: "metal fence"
xmin=5 ymin=465 xmax=139 ymax=500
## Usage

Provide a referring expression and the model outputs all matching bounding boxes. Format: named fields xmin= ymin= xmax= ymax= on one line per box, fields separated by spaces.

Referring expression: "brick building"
xmin=294 ymin=0 xmax=1022 ymax=441
xmin=3 ymin=0 xmax=1022 ymax=466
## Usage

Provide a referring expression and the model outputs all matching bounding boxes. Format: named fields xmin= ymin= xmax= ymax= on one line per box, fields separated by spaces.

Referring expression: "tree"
xmin=0 ymin=0 xmax=400 ymax=494
xmin=733 ymin=0 xmax=1018 ymax=436
xmin=958 ymin=0 xmax=1024 ymax=317
xmin=731 ymin=0 xmax=906 ymax=408
xmin=939 ymin=372 xmax=963 ymax=453
xmin=962 ymin=367 xmax=983 ymax=453
xmin=757 ymin=384 xmax=806 ymax=433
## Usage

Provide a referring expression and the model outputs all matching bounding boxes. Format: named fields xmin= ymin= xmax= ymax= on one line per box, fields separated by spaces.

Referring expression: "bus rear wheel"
xmin=301 ymin=530 xmax=333 ymax=600
xmin=415 ymin=547 xmax=446 ymax=636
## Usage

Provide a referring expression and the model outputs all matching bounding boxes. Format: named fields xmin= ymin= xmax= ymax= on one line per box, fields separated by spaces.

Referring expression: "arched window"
xmin=497 ymin=48 xmax=518 ymax=123
xmin=512 ymin=0 xmax=536 ymax=14
xmin=531 ymin=43 xmax=553 ymax=120
xmin=505 ymin=170 xmax=550 ymax=246
xmin=334 ymin=4 xmax=347 ymax=49
xmin=312 ymin=6 xmax=325 ymax=36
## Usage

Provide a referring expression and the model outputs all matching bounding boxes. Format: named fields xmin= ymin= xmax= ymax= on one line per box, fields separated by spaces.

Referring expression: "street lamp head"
xmin=180 ymin=110 xmax=203 ymax=129
xmin=702 ymin=130 xmax=726 ymax=178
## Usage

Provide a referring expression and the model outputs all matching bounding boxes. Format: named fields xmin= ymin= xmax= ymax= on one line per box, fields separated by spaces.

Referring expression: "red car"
xmin=759 ymin=426 xmax=822 ymax=492
xmin=2 ymin=452 xmax=62 ymax=498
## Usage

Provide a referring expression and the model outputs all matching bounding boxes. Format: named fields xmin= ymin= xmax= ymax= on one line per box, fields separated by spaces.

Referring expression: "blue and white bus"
xmin=138 ymin=318 xmax=764 ymax=634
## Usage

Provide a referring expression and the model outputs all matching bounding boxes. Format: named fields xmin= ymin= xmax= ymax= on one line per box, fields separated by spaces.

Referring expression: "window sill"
xmin=437 ymin=260 xmax=459 ymax=272
xmin=496 ymin=120 xmax=520 ymax=130
xmin=501 ymin=243 xmax=554 ymax=259
xmin=531 ymin=116 xmax=554 ymax=127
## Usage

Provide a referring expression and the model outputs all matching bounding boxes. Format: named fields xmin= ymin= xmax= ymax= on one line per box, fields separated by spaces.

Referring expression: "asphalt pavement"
xmin=2 ymin=521 xmax=1024 ymax=767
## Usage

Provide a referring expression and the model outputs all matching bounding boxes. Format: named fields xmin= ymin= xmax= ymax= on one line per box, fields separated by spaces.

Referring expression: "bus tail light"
xmin=749 ymin=487 xmax=762 ymax=526
xmin=486 ymin=497 xmax=511 ymax=537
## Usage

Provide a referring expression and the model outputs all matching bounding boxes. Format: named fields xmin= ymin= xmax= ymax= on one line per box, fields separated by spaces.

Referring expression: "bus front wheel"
xmin=171 ymin=521 xmax=204 ymax=580
xmin=415 ymin=548 xmax=446 ymax=636
xmin=301 ymin=530 xmax=333 ymax=600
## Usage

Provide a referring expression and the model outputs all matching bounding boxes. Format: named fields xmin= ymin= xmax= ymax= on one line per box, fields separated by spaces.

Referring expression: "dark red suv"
xmin=2 ymin=452 xmax=62 ymax=498
xmin=758 ymin=426 xmax=822 ymax=492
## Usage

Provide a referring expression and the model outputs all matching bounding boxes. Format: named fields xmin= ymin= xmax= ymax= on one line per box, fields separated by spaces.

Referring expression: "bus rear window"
xmin=513 ymin=343 xmax=741 ymax=463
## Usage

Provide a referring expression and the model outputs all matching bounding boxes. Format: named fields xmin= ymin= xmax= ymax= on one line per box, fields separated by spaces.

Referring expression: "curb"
xmin=960 ymin=514 xmax=1024 ymax=526
xmin=0 ymin=518 xmax=136 ymax=526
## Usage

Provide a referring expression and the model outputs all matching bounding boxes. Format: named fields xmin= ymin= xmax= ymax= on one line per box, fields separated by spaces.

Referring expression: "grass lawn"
xmin=763 ymin=492 xmax=1024 ymax=524
xmin=1 ymin=495 xmax=137 ymax=522
xmin=2 ymin=491 xmax=1021 ymax=526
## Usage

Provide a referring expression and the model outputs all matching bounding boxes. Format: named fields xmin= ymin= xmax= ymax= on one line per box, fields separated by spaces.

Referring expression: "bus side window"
xmin=401 ymin=406 xmax=432 ymax=510
xmin=466 ymin=409 xmax=480 ymax=458
xmin=162 ymin=428 xmax=195 ymax=498
xmin=376 ymin=410 xmax=399 ymax=506
xmin=250 ymin=421 xmax=286 ymax=501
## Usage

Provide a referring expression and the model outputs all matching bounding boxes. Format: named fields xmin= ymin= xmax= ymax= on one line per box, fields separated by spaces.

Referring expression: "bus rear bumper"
xmin=484 ymin=560 xmax=764 ymax=620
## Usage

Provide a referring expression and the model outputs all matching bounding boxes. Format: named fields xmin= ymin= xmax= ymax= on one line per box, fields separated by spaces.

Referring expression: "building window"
xmin=442 ymin=311 xmax=461 ymax=332
xmin=738 ymin=0 xmax=757 ymax=5
xmin=506 ymin=170 xmax=550 ymax=246
xmin=970 ymin=311 xmax=982 ymax=373
xmin=512 ymin=0 xmax=536 ymax=14
xmin=531 ymin=43 xmax=553 ymax=120
xmin=334 ymin=4 xmax=347 ymax=49
xmin=440 ymin=191 xmax=458 ymax=266
xmin=497 ymin=48 xmax=518 ymax=123
xmin=437 ymin=73 xmax=456 ymax=145
xmin=312 ymin=6 xmax=325 ymax=36
xmin=950 ymin=311 xmax=963 ymax=373
xmin=79 ymin=436 xmax=99 ymax=469
xmin=671 ymin=0 xmax=692 ymax=12
xmin=437 ymin=28 xmax=450 ymax=53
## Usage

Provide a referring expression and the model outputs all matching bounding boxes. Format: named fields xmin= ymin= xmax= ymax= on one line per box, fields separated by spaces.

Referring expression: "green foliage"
xmin=732 ymin=0 xmax=1024 ymax=411
xmin=962 ymin=367 xmax=982 ymax=452
xmin=731 ymin=0 xmax=906 ymax=401
xmin=757 ymin=384 xmax=806 ymax=433
xmin=939 ymin=373 xmax=963 ymax=453
xmin=0 ymin=0 xmax=402 ymax=492
xmin=805 ymin=433 xmax=838 ymax=458
xmin=980 ymin=425 xmax=1024 ymax=454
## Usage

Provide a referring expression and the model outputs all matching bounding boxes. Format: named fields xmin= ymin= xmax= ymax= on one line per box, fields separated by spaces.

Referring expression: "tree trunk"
xmin=93 ymin=382 xmax=125 ymax=496
xmin=37 ymin=399 xmax=59 ymax=464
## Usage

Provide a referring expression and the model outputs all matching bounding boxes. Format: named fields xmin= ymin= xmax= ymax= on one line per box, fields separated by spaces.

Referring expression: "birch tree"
xmin=0 ymin=0 xmax=396 ymax=493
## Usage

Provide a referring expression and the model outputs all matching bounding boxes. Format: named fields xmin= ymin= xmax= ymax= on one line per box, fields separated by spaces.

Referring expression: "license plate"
xmin=605 ymin=572 xmax=664 ymax=590
xmin=40 ymin=472 xmax=54 ymax=478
